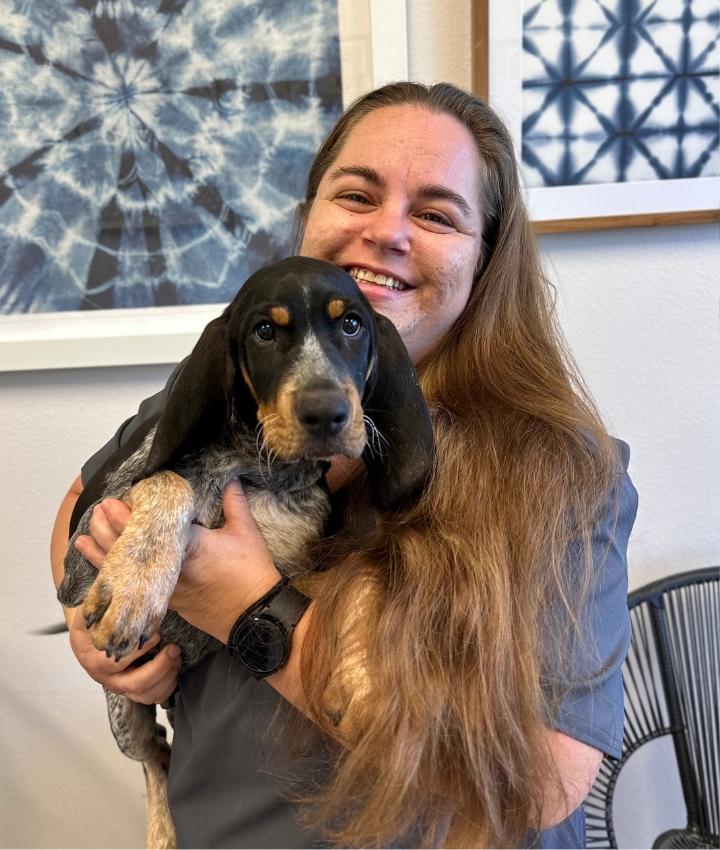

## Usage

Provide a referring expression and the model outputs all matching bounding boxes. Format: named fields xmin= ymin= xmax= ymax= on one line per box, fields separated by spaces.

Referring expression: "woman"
xmin=51 ymin=82 xmax=637 ymax=848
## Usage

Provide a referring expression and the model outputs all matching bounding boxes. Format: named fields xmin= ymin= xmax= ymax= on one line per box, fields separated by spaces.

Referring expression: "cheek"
xmin=425 ymin=258 xmax=474 ymax=313
xmin=448 ymin=244 xmax=477 ymax=299
xmin=301 ymin=204 xmax=357 ymax=258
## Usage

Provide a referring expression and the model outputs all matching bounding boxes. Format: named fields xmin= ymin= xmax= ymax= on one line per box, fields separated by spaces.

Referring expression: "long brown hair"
xmin=294 ymin=82 xmax=619 ymax=848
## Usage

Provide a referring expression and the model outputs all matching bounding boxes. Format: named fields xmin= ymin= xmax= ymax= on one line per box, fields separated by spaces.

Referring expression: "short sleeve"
xmin=550 ymin=439 xmax=638 ymax=758
xmin=80 ymin=359 xmax=187 ymax=486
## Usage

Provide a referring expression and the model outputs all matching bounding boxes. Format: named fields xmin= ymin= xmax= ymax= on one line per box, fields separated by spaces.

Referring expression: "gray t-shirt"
xmin=81 ymin=366 xmax=637 ymax=849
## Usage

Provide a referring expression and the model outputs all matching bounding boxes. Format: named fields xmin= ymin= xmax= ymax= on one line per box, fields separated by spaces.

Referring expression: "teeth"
xmin=348 ymin=267 xmax=409 ymax=291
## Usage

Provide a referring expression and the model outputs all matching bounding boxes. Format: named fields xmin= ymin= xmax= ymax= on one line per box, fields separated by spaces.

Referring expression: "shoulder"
xmin=80 ymin=358 xmax=188 ymax=486
xmin=550 ymin=437 xmax=637 ymax=758
xmin=603 ymin=437 xmax=638 ymax=553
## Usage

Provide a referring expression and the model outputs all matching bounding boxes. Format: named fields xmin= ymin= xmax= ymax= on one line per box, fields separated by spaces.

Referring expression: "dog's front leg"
xmin=83 ymin=470 xmax=195 ymax=660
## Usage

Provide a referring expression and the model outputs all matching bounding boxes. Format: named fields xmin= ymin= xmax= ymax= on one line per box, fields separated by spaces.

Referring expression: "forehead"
xmin=327 ymin=105 xmax=482 ymax=203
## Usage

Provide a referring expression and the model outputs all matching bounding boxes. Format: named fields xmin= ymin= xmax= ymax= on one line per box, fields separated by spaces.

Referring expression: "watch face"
xmin=232 ymin=615 xmax=287 ymax=675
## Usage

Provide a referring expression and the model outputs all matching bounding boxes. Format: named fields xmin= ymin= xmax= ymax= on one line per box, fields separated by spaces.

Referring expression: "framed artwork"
xmin=0 ymin=0 xmax=408 ymax=371
xmin=472 ymin=0 xmax=720 ymax=233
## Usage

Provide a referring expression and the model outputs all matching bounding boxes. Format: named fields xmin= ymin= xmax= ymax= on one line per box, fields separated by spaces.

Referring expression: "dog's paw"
xmin=83 ymin=575 xmax=167 ymax=661
xmin=82 ymin=535 xmax=178 ymax=661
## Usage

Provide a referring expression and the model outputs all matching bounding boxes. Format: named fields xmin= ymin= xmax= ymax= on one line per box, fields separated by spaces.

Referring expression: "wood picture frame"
xmin=471 ymin=0 xmax=720 ymax=233
xmin=0 ymin=0 xmax=408 ymax=373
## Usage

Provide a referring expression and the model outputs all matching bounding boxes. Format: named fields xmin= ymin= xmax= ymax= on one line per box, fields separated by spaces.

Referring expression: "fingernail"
xmin=168 ymin=645 xmax=181 ymax=660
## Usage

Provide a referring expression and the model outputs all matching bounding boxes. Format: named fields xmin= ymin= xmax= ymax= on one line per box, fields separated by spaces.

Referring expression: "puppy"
xmin=58 ymin=256 xmax=434 ymax=848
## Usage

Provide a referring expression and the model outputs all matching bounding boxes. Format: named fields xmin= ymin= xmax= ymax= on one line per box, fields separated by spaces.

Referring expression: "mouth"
xmin=347 ymin=266 xmax=411 ymax=292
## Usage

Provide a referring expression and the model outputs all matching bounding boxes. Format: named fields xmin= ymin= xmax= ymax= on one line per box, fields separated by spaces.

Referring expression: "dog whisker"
xmin=255 ymin=415 xmax=280 ymax=484
xmin=363 ymin=415 xmax=389 ymax=459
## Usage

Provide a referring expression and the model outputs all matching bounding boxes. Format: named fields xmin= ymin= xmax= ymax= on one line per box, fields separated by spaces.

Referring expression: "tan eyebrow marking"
xmin=327 ymin=299 xmax=346 ymax=320
xmin=270 ymin=306 xmax=291 ymax=326
xmin=329 ymin=165 xmax=386 ymax=188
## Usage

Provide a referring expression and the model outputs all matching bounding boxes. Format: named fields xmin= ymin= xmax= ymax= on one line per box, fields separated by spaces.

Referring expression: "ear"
xmin=361 ymin=314 xmax=434 ymax=511
xmin=143 ymin=312 xmax=239 ymax=477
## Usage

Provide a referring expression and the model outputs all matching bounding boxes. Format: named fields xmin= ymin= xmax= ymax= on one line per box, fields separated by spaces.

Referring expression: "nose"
xmin=363 ymin=203 xmax=411 ymax=253
xmin=295 ymin=388 xmax=350 ymax=441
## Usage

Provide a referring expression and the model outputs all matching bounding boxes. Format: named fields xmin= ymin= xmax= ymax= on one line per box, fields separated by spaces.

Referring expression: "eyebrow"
xmin=328 ymin=166 xmax=474 ymax=217
xmin=417 ymin=184 xmax=474 ymax=217
xmin=329 ymin=165 xmax=386 ymax=187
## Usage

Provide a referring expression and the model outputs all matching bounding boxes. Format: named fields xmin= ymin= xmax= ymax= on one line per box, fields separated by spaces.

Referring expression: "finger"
xmin=124 ymin=662 xmax=180 ymax=705
xmin=221 ymin=478 xmax=253 ymax=533
xmin=182 ymin=522 xmax=203 ymax=562
xmin=74 ymin=534 xmax=108 ymax=569
xmin=78 ymin=634 xmax=163 ymax=683
xmin=100 ymin=498 xmax=131 ymax=535
xmin=70 ymin=609 xmax=162 ymax=675
xmin=88 ymin=503 xmax=122 ymax=553
xmin=108 ymin=644 xmax=181 ymax=699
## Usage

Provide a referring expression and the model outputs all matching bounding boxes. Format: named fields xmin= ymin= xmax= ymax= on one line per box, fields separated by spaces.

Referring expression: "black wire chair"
xmin=585 ymin=566 xmax=719 ymax=849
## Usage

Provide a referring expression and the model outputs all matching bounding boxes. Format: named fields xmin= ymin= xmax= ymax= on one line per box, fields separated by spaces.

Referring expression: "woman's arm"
xmin=80 ymin=480 xmax=310 ymax=711
xmin=50 ymin=475 xmax=84 ymax=628
xmin=84 ymin=482 xmax=604 ymax=827
xmin=539 ymin=728 xmax=603 ymax=829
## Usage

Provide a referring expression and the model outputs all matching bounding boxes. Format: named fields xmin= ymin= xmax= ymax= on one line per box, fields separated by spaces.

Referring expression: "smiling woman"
xmin=53 ymin=81 xmax=636 ymax=850
xmin=298 ymin=105 xmax=483 ymax=362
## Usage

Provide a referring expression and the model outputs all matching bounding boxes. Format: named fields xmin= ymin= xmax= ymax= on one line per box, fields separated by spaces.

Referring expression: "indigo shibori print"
xmin=522 ymin=0 xmax=720 ymax=187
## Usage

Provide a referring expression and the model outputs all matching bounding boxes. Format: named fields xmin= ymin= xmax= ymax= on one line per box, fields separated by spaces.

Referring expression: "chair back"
xmin=585 ymin=566 xmax=719 ymax=848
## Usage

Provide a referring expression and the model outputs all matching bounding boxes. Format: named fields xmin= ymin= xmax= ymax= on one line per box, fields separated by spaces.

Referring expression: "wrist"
xmin=238 ymin=564 xmax=283 ymax=614
xmin=218 ymin=565 xmax=282 ymax=643
xmin=226 ymin=578 xmax=312 ymax=679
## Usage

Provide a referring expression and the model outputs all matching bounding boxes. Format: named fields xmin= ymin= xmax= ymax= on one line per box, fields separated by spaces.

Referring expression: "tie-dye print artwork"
xmin=522 ymin=0 xmax=719 ymax=187
xmin=0 ymin=0 xmax=342 ymax=313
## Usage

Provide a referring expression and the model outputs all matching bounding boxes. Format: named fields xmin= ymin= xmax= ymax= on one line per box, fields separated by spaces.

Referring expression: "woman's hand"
xmin=76 ymin=479 xmax=281 ymax=645
xmin=169 ymin=478 xmax=282 ymax=641
xmin=68 ymin=607 xmax=181 ymax=704
xmin=69 ymin=500 xmax=180 ymax=704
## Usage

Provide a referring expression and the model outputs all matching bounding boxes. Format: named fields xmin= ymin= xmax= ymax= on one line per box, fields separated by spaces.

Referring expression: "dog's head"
xmin=144 ymin=257 xmax=434 ymax=511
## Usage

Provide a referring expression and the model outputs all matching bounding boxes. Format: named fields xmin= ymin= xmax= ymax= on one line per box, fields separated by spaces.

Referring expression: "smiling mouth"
xmin=347 ymin=266 xmax=410 ymax=291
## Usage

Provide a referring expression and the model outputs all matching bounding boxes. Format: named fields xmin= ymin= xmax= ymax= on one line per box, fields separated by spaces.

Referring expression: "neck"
xmin=325 ymin=456 xmax=364 ymax=493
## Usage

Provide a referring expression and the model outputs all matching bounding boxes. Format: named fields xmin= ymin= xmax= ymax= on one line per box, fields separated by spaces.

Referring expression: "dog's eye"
xmin=254 ymin=321 xmax=275 ymax=342
xmin=342 ymin=315 xmax=361 ymax=336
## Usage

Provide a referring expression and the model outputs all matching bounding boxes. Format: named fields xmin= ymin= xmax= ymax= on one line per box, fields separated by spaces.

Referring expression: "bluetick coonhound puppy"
xmin=58 ymin=256 xmax=434 ymax=849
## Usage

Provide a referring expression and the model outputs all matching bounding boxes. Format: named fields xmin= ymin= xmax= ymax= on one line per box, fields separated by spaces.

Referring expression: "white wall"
xmin=1 ymin=1 xmax=718 ymax=847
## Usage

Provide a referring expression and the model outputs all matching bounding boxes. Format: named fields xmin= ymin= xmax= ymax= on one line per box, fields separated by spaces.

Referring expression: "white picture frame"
xmin=0 ymin=0 xmax=408 ymax=373
xmin=485 ymin=0 xmax=720 ymax=233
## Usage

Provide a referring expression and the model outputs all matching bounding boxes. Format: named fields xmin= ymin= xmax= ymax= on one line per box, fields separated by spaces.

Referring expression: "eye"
xmin=341 ymin=193 xmax=370 ymax=204
xmin=419 ymin=211 xmax=453 ymax=227
xmin=254 ymin=321 xmax=275 ymax=342
xmin=342 ymin=314 xmax=361 ymax=336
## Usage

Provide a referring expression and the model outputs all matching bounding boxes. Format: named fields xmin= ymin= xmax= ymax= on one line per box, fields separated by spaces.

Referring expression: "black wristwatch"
xmin=227 ymin=578 xmax=312 ymax=679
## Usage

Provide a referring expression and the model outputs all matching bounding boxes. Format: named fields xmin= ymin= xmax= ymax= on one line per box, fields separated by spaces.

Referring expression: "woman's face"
xmin=300 ymin=105 xmax=484 ymax=362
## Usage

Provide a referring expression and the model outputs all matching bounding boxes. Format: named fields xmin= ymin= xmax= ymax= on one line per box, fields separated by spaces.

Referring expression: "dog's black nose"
xmin=296 ymin=389 xmax=350 ymax=440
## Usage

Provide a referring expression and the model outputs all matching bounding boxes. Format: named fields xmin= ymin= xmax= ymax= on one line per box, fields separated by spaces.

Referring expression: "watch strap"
xmin=243 ymin=576 xmax=288 ymax=617
xmin=263 ymin=583 xmax=312 ymax=630
xmin=227 ymin=578 xmax=312 ymax=678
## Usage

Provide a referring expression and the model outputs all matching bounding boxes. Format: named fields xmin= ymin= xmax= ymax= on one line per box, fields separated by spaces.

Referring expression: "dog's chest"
xmin=175 ymin=435 xmax=331 ymax=575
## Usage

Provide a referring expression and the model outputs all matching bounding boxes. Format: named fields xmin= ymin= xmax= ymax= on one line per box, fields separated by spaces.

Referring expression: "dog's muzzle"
xmin=295 ymin=385 xmax=351 ymax=443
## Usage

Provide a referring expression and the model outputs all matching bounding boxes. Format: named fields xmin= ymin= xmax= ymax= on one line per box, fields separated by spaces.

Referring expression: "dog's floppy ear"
xmin=143 ymin=313 xmax=237 ymax=477
xmin=362 ymin=314 xmax=434 ymax=512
